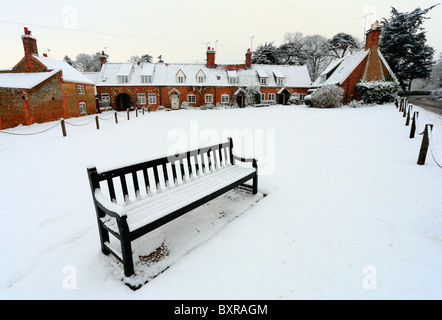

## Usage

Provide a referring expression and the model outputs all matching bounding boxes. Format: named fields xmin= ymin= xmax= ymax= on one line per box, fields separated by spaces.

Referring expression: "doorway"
xmin=115 ymin=93 xmax=133 ymax=111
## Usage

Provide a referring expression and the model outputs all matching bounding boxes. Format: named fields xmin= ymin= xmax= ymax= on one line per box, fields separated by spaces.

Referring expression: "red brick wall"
xmin=0 ymin=72 xmax=65 ymax=129
xmin=97 ymin=86 xmax=161 ymax=111
xmin=12 ymin=56 xmax=47 ymax=73
xmin=63 ymin=82 xmax=96 ymax=117
xmin=340 ymin=55 xmax=369 ymax=104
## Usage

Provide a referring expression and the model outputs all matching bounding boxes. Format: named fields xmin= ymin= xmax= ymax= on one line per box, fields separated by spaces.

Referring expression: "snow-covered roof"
xmin=117 ymin=64 xmax=133 ymax=77
xmin=314 ymin=50 xmax=369 ymax=87
xmin=95 ymin=62 xmax=312 ymax=88
xmin=0 ymin=69 xmax=60 ymax=89
xmin=33 ymin=55 xmax=95 ymax=85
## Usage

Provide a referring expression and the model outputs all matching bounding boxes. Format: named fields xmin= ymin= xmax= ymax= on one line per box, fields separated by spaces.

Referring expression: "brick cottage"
xmin=0 ymin=28 xmax=96 ymax=129
xmin=94 ymin=48 xmax=312 ymax=111
xmin=312 ymin=21 xmax=398 ymax=104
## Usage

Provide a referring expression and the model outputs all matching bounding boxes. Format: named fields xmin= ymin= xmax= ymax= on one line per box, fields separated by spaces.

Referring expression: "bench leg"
xmin=119 ymin=217 xmax=135 ymax=277
xmin=97 ymin=220 xmax=110 ymax=255
xmin=252 ymin=175 xmax=258 ymax=195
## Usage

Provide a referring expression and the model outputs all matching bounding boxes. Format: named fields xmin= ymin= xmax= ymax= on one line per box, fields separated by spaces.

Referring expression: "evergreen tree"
xmin=251 ymin=42 xmax=280 ymax=64
xmin=327 ymin=33 xmax=360 ymax=59
xmin=279 ymin=42 xmax=307 ymax=65
xmin=380 ymin=5 xmax=438 ymax=90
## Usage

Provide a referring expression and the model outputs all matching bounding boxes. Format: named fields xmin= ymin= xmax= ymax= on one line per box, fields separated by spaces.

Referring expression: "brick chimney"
xmin=22 ymin=27 xmax=38 ymax=57
xmin=245 ymin=48 xmax=252 ymax=68
xmin=362 ymin=20 xmax=385 ymax=81
xmin=100 ymin=51 xmax=107 ymax=68
xmin=206 ymin=47 xmax=216 ymax=68
xmin=365 ymin=20 xmax=381 ymax=50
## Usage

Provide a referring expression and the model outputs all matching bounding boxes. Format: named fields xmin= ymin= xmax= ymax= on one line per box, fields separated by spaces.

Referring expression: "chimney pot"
xmin=22 ymin=27 xmax=38 ymax=57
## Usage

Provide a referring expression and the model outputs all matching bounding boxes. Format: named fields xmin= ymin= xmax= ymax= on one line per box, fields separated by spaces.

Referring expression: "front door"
xmin=171 ymin=94 xmax=179 ymax=110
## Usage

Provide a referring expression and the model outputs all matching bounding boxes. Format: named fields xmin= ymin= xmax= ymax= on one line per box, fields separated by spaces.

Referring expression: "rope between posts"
xmin=63 ymin=117 xmax=97 ymax=127
xmin=427 ymin=125 xmax=442 ymax=169
xmin=97 ymin=114 xmax=115 ymax=121
xmin=0 ymin=120 xmax=61 ymax=136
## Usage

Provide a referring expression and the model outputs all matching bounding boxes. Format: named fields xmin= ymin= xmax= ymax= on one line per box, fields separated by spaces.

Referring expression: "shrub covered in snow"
xmin=356 ymin=81 xmax=398 ymax=104
xmin=304 ymin=94 xmax=313 ymax=107
xmin=311 ymin=84 xmax=344 ymax=108
xmin=429 ymin=88 xmax=442 ymax=100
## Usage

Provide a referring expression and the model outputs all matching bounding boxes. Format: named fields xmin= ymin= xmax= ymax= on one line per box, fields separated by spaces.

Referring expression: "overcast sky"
xmin=1 ymin=0 xmax=441 ymax=68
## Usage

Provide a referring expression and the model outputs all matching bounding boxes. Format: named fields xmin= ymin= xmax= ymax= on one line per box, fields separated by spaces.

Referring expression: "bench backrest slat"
xmin=91 ymin=139 xmax=233 ymax=204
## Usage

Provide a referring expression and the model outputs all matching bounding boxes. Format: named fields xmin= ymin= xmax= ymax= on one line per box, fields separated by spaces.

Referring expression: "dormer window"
xmin=260 ymin=77 xmax=268 ymax=85
xmin=118 ymin=76 xmax=128 ymax=84
xmin=141 ymin=75 xmax=152 ymax=83
xmin=227 ymin=70 xmax=238 ymax=84
xmin=196 ymin=69 xmax=206 ymax=83
xmin=257 ymin=69 xmax=268 ymax=85
xmin=176 ymin=69 xmax=186 ymax=84
xmin=117 ymin=63 xmax=132 ymax=84
xmin=273 ymin=70 xmax=285 ymax=86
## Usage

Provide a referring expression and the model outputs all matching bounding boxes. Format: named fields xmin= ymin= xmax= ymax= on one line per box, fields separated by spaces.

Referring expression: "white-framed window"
xmin=260 ymin=77 xmax=268 ymax=85
xmin=77 ymin=85 xmax=85 ymax=94
xmin=300 ymin=94 xmax=306 ymax=101
xmin=221 ymin=94 xmax=230 ymax=104
xmin=261 ymin=93 xmax=265 ymax=101
xmin=148 ymin=93 xmax=157 ymax=105
xmin=101 ymin=93 xmax=110 ymax=103
xmin=137 ymin=93 xmax=146 ymax=105
xmin=79 ymin=102 xmax=87 ymax=114
xmin=276 ymin=78 xmax=284 ymax=85
xmin=118 ymin=76 xmax=128 ymax=84
xmin=228 ymin=77 xmax=238 ymax=84
xmin=205 ymin=94 xmax=213 ymax=104
xmin=196 ymin=69 xmax=206 ymax=83
xmin=188 ymin=94 xmax=196 ymax=103
xmin=268 ymin=93 xmax=275 ymax=101
xmin=176 ymin=70 xmax=186 ymax=84
xmin=141 ymin=76 xmax=152 ymax=83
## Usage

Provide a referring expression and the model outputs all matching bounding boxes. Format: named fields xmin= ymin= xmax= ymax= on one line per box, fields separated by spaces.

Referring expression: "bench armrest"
xmin=94 ymin=189 xmax=127 ymax=219
xmin=232 ymin=155 xmax=258 ymax=168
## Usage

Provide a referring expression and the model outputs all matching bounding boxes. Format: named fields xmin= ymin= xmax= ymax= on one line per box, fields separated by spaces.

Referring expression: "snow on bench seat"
xmin=97 ymin=164 xmax=256 ymax=234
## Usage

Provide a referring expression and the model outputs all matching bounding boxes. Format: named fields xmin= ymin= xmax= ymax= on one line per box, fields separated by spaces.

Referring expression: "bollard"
xmin=127 ymin=109 xmax=130 ymax=120
xmin=405 ymin=104 xmax=412 ymax=126
xmin=61 ymin=119 xmax=67 ymax=137
xmin=95 ymin=116 xmax=100 ymax=130
xmin=410 ymin=111 xmax=418 ymax=138
xmin=417 ymin=124 xmax=433 ymax=165
xmin=403 ymin=100 xmax=407 ymax=117
xmin=115 ymin=111 xmax=118 ymax=124
xmin=142 ymin=107 xmax=145 ymax=115
xmin=136 ymin=108 xmax=138 ymax=117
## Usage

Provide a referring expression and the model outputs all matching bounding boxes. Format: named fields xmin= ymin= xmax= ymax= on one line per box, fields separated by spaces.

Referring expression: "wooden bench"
xmin=87 ymin=138 xmax=258 ymax=276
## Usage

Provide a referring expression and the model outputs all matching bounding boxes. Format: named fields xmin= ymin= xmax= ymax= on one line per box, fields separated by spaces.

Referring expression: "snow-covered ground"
xmin=0 ymin=103 xmax=441 ymax=299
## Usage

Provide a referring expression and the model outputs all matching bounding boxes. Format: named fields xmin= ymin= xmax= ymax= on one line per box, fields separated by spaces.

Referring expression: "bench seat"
xmin=97 ymin=164 xmax=256 ymax=234
xmin=87 ymin=138 xmax=258 ymax=276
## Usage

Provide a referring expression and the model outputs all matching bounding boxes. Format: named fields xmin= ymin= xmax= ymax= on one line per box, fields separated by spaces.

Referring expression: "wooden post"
xmin=115 ymin=111 xmax=118 ymax=124
xmin=417 ymin=124 xmax=433 ymax=165
xmin=127 ymin=109 xmax=130 ymax=120
xmin=136 ymin=108 xmax=138 ymax=117
xmin=410 ymin=111 xmax=418 ymax=138
xmin=142 ymin=107 xmax=145 ymax=115
xmin=61 ymin=119 xmax=67 ymax=137
xmin=405 ymin=104 xmax=412 ymax=126
xmin=95 ymin=116 xmax=100 ymax=130
xmin=402 ymin=100 xmax=407 ymax=117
